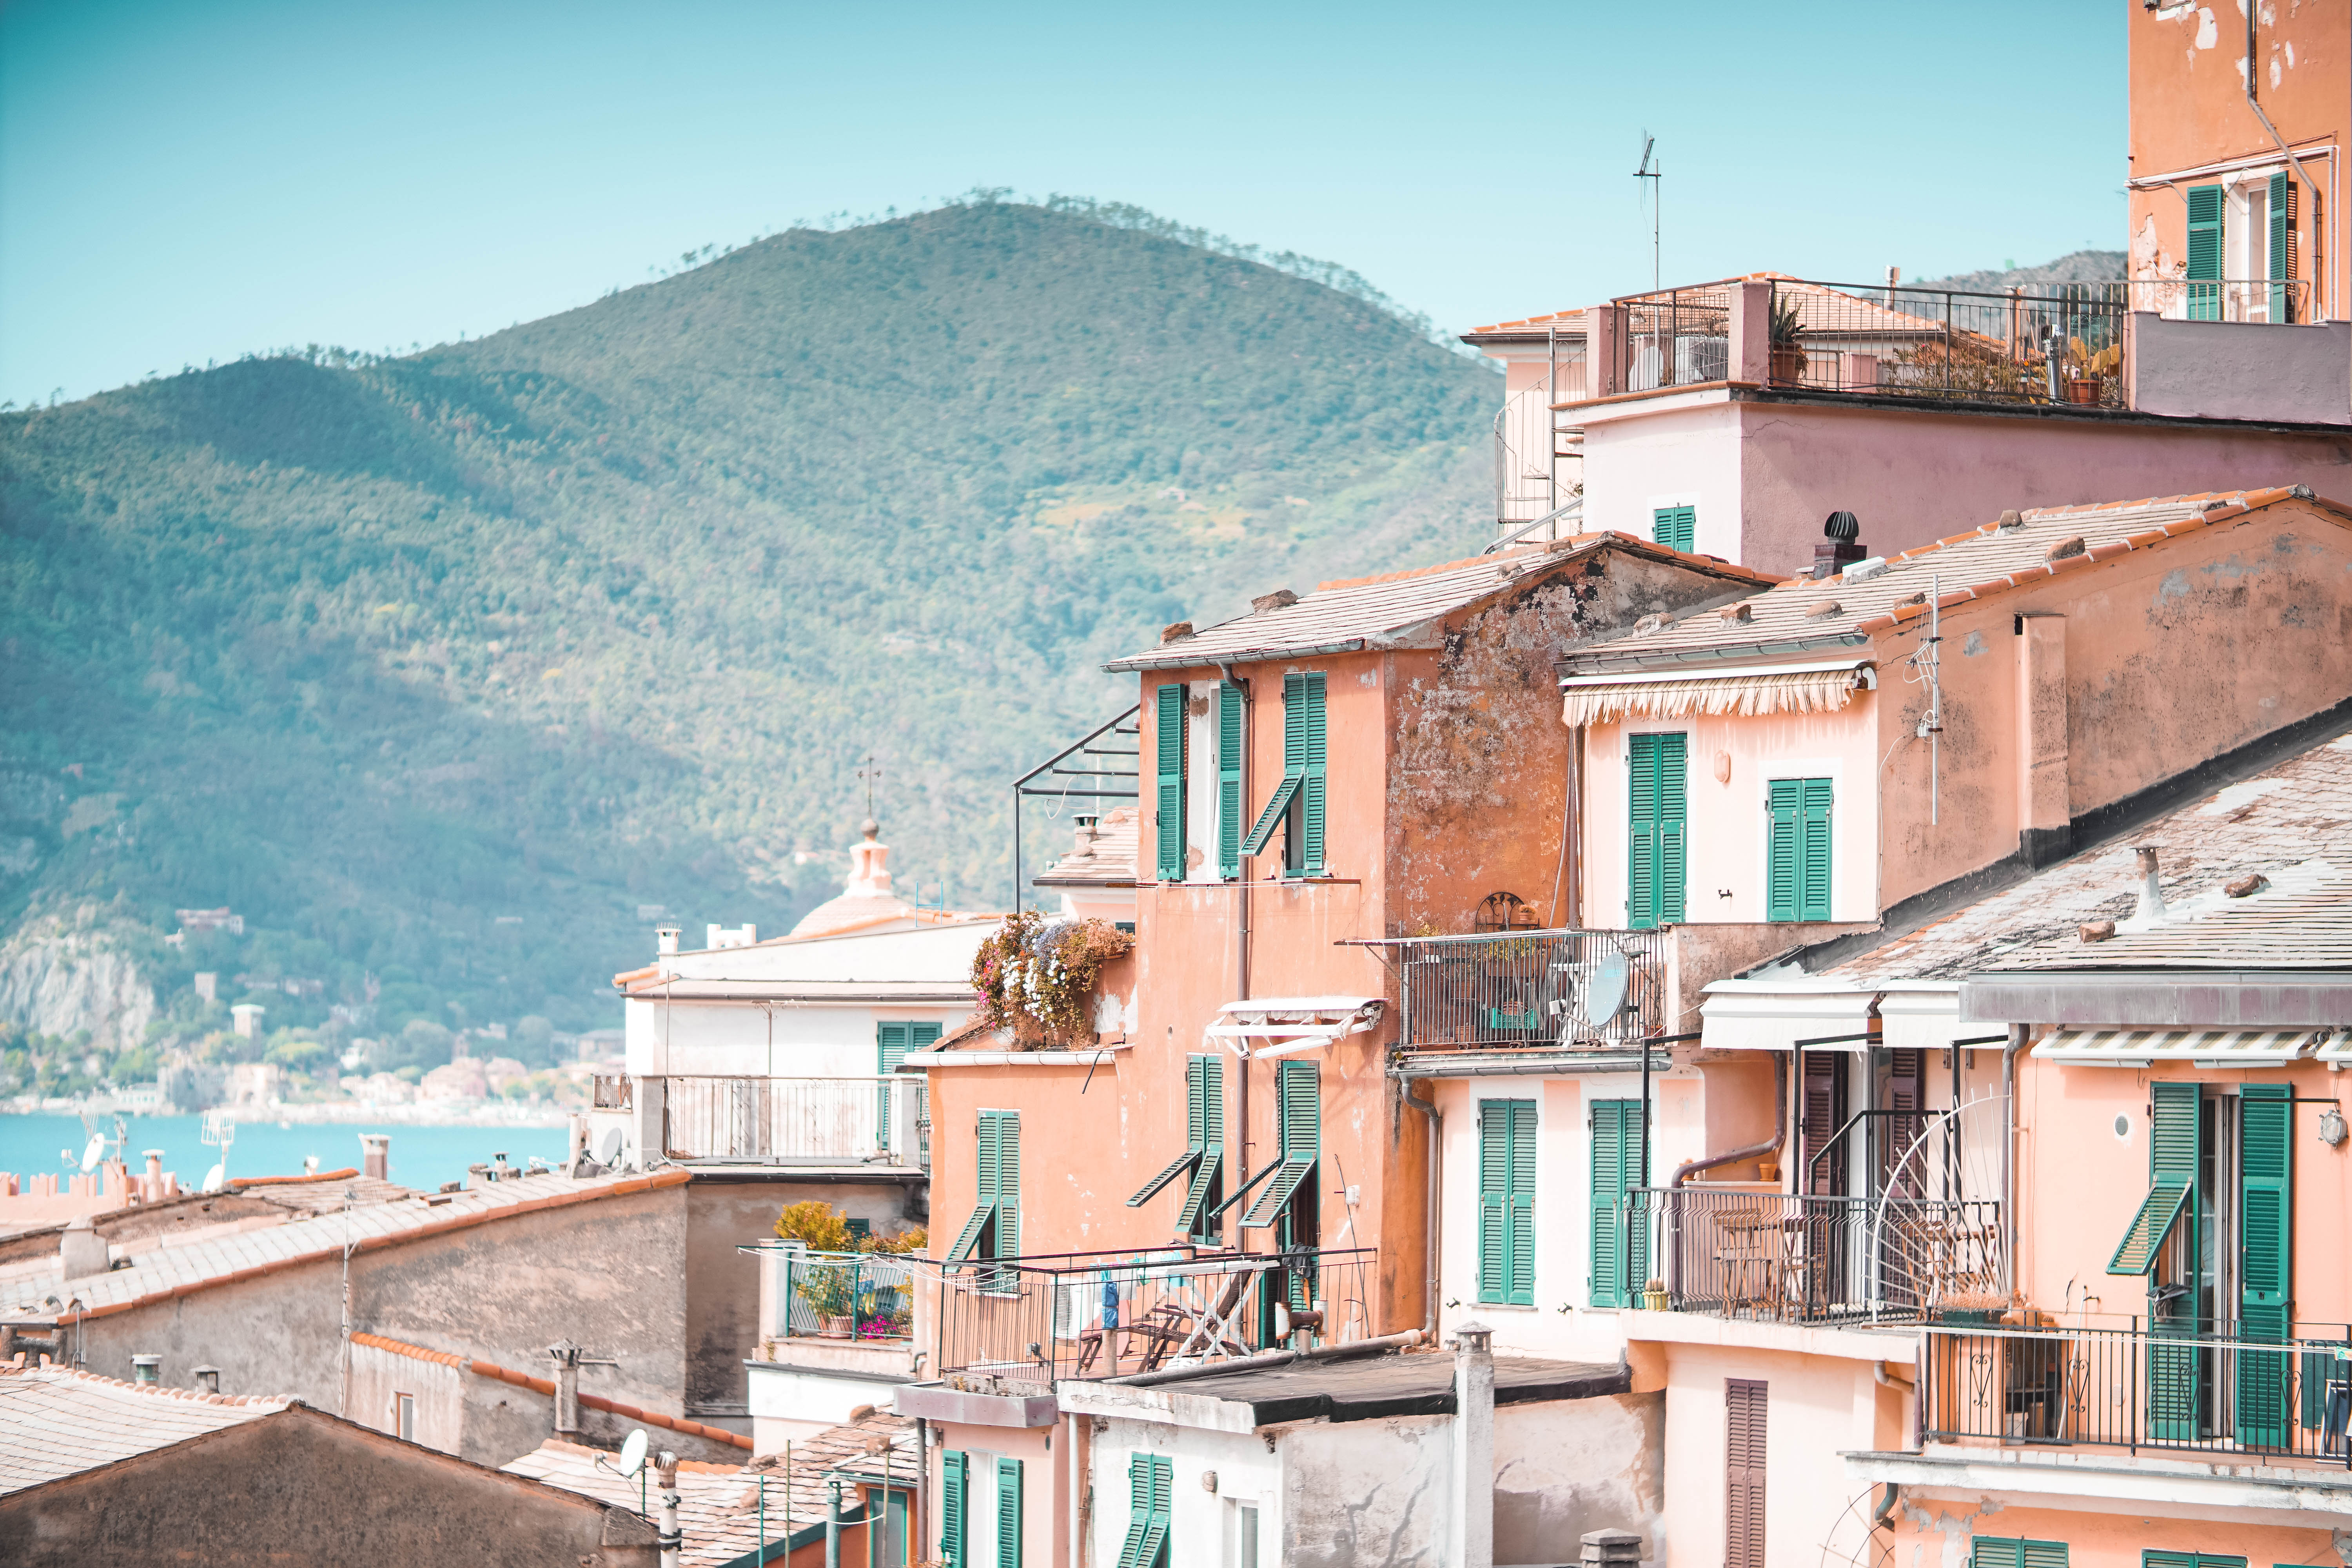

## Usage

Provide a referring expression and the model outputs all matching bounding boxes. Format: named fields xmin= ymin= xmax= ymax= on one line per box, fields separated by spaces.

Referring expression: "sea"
xmin=0 ymin=1113 xmax=569 ymax=1194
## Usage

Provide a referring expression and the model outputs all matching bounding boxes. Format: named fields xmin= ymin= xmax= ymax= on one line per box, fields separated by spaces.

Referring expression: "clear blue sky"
xmin=1 ymin=0 xmax=2124 ymax=407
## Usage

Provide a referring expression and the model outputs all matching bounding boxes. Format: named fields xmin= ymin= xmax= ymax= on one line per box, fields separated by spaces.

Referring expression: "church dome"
xmin=789 ymin=822 xmax=916 ymax=938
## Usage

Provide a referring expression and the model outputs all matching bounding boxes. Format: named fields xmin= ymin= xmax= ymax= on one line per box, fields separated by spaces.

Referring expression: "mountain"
xmin=1913 ymin=250 xmax=2127 ymax=292
xmin=0 ymin=197 xmax=1496 ymax=1068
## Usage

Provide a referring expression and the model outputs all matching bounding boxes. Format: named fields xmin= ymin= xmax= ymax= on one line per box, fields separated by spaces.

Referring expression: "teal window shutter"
xmin=995 ymin=1111 xmax=1020 ymax=1263
xmin=1298 ymin=673 xmax=1326 ymax=876
xmin=1651 ymin=505 xmax=1695 ymax=552
xmin=1477 ymin=1100 xmax=1537 ymax=1306
xmin=1154 ymin=685 xmax=1186 ymax=881
xmin=950 ymin=1111 xmax=1020 ymax=1267
xmin=1252 ymin=671 xmax=1328 ymax=877
xmin=2142 ymin=1082 xmax=2205 ymax=1440
xmin=2269 ymin=171 xmax=2296 ymax=320
xmin=945 ymin=1116 xmax=1000 ymax=1265
xmin=1589 ymin=1099 xmax=1645 ymax=1307
xmin=2235 ymin=1083 xmax=2294 ymax=1447
xmin=1176 ymin=1056 xmax=1225 ymax=1240
xmin=1217 ymin=683 xmax=1244 ymax=878
xmin=1243 ymin=1062 xmax=1319 ymax=1229
xmin=1973 ymin=1540 xmax=2068 ymax=1568
xmin=1114 ymin=1453 xmax=1171 ymax=1568
xmin=996 ymin=1456 xmax=1024 ymax=1568
xmin=1627 ymin=733 xmax=1686 ymax=928
xmin=941 ymin=1450 xmax=967 ymax=1567
xmin=2186 ymin=184 xmax=2223 ymax=319
xmin=876 ymin=1021 xmax=935 ymax=1147
xmin=1766 ymin=780 xmax=1800 ymax=921
xmin=1798 ymin=779 xmax=1831 ymax=920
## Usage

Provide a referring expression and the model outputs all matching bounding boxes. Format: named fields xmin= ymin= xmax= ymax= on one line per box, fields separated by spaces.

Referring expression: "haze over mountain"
xmin=0 ymin=197 xmax=1497 ymax=1052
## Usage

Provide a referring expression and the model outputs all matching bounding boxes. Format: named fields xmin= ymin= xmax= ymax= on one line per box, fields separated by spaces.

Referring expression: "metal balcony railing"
xmin=1629 ymin=1188 xmax=2006 ymax=1326
xmin=1391 ymin=929 xmax=1667 ymax=1055
xmin=1922 ymin=1318 xmax=2352 ymax=1463
xmin=751 ymin=1246 xmax=917 ymax=1343
xmin=935 ymin=1246 xmax=1377 ymax=1384
xmin=651 ymin=1075 xmax=920 ymax=1165
xmin=2129 ymin=275 xmax=2314 ymax=325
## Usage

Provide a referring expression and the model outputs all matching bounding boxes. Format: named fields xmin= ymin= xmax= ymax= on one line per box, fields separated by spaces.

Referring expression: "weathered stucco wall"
xmin=1886 ymin=1496 xmax=2335 ymax=1568
xmin=2131 ymin=315 xmax=2352 ymax=423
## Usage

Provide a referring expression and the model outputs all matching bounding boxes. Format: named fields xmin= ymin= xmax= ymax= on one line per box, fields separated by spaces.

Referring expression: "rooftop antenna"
xmin=1633 ymin=133 xmax=1660 ymax=296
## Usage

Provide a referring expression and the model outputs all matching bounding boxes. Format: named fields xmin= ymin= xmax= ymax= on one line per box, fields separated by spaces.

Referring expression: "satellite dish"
xmin=593 ymin=1127 xmax=624 ymax=1166
xmin=80 ymin=1136 xmax=105 ymax=1173
xmin=616 ymin=1429 xmax=650 ymax=1479
xmin=201 ymin=1163 xmax=227 ymax=1194
xmin=1582 ymin=950 xmax=1632 ymax=1027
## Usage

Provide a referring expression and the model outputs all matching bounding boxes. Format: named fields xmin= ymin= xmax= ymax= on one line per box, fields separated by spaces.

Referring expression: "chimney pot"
xmin=360 ymin=1134 xmax=390 ymax=1182
xmin=655 ymin=925 xmax=680 ymax=956
xmin=131 ymin=1354 xmax=160 ymax=1384
xmin=192 ymin=1365 xmax=221 ymax=1394
xmin=2134 ymin=846 xmax=2167 ymax=922
xmin=60 ymin=1215 xmax=109 ymax=1280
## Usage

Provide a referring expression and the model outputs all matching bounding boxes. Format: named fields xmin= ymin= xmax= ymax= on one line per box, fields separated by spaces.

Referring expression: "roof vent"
xmin=2045 ymin=535 xmax=2086 ymax=561
xmin=1813 ymin=512 xmax=1866 ymax=579
xmin=1995 ymin=510 xmax=2025 ymax=532
xmin=1159 ymin=621 xmax=1194 ymax=644
xmin=1840 ymin=557 xmax=1888 ymax=583
xmin=1804 ymin=598 xmax=1843 ymax=619
xmin=2134 ymin=846 xmax=2167 ymax=922
xmin=1824 ymin=510 xmax=1860 ymax=541
xmin=1250 ymin=589 xmax=1299 ymax=615
xmin=1717 ymin=602 xmax=1753 ymax=623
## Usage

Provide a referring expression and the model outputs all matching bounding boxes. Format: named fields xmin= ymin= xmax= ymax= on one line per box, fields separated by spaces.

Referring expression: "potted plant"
xmin=774 ymin=1200 xmax=927 ymax=1339
xmin=1768 ymin=295 xmax=1808 ymax=385
xmin=1641 ymin=1278 xmax=1671 ymax=1312
xmin=971 ymin=912 xmax=1137 ymax=1049
xmin=1937 ymin=1287 xmax=2009 ymax=1327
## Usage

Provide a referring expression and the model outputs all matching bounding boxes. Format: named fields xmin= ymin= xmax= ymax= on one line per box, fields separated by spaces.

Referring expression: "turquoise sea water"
xmin=0 ymin=1114 xmax=568 ymax=1194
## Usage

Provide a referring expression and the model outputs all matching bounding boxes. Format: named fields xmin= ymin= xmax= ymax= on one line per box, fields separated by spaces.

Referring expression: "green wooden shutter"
xmin=2145 ymin=1081 xmax=2204 ymax=1440
xmin=1128 ymin=1057 xmax=1207 ymax=1209
xmin=1590 ymin=1099 xmax=1645 ymax=1307
xmin=942 ymin=1450 xmax=967 ymax=1568
xmin=1478 ymin=1102 xmax=1509 ymax=1303
xmin=2235 ymin=1083 xmax=2294 ymax=1447
xmin=1766 ymin=780 xmax=1800 ymax=922
xmin=1217 ymin=683 xmax=1243 ymax=878
xmin=1243 ymin=1062 xmax=1318 ymax=1229
xmin=1154 ymin=685 xmax=1186 ymax=881
xmin=1147 ymin=1454 xmax=1172 ymax=1564
xmin=996 ymin=1456 xmax=1023 ymax=1568
xmin=1507 ymin=1101 xmax=1536 ymax=1305
xmin=2187 ymin=184 xmax=2223 ymax=319
xmin=1115 ymin=1454 xmax=1171 ymax=1568
xmin=2019 ymin=1546 xmax=2068 ymax=1568
xmin=994 ymin=1111 xmax=1020 ymax=1263
xmin=1651 ymin=505 xmax=1694 ymax=552
xmin=1798 ymin=778 xmax=1831 ymax=920
xmin=1174 ymin=1056 xmax=1225 ymax=1239
xmin=1299 ymin=673 xmax=1327 ymax=876
xmin=1973 ymin=1540 xmax=2068 ymax=1568
xmin=1628 ymin=735 xmax=1659 ymax=928
xmin=2269 ymin=171 xmax=2295 ymax=320
xmin=877 ymin=1022 xmax=931 ymax=1148
xmin=1657 ymin=734 xmax=1686 ymax=923
xmin=946 ymin=1116 xmax=1000 ymax=1264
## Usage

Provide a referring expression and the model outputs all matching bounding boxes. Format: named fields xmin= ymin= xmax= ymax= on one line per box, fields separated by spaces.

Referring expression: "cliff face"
xmin=0 ymin=915 xmax=156 ymax=1050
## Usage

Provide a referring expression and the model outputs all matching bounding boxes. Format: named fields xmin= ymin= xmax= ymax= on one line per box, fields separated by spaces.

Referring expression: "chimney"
xmin=548 ymin=1341 xmax=583 ymax=1434
xmin=1448 ymin=1323 xmax=1495 ymax=1568
xmin=60 ymin=1215 xmax=109 ymax=1280
xmin=131 ymin=1354 xmax=161 ymax=1385
xmin=1813 ymin=511 xmax=1866 ymax=579
xmin=142 ymin=1149 xmax=165 ymax=1203
xmin=193 ymin=1365 xmax=221 ymax=1394
xmin=655 ymin=924 xmax=681 ymax=957
xmin=360 ymin=1134 xmax=390 ymax=1182
xmin=1581 ymin=1530 xmax=1644 ymax=1568
xmin=2134 ymin=846 xmax=2167 ymax=922
xmin=706 ymin=924 xmax=723 ymax=950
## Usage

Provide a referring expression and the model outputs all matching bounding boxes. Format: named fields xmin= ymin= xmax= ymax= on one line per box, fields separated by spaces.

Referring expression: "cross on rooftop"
xmin=856 ymin=755 xmax=881 ymax=818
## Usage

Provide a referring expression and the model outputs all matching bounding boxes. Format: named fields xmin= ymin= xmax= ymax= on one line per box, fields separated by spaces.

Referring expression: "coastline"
xmin=4 ymin=1098 xmax=572 ymax=1130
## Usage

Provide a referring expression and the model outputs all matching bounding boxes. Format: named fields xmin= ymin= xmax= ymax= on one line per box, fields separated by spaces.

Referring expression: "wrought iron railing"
xmin=652 ymin=1075 xmax=919 ymax=1165
xmin=1629 ymin=1188 xmax=2005 ymax=1325
xmin=1922 ymin=1319 xmax=2352 ymax=1463
xmin=753 ymin=1245 xmax=917 ymax=1343
xmin=1392 ymin=929 xmax=1667 ymax=1054
xmin=934 ymin=1246 xmax=1377 ymax=1384
xmin=2128 ymin=275 xmax=2314 ymax=325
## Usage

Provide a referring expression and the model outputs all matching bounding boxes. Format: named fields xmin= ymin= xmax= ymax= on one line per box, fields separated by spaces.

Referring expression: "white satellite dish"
xmin=201 ymin=1163 xmax=227 ymax=1194
xmin=616 ymin=1429 xmax=650 ymax=1479
xmin=1582 ymin=950 xmax=1632 ymax=1027
xmin=80 ymin=1136 xmax=105 ymax=1173
xmin=593 ymin=1127 xmax=625 ymax=1166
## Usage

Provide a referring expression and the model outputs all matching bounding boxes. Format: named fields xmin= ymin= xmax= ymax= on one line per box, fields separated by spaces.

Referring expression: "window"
xmin=1626 ymin=733 xmax=1686 ymax=928
xmin=1477 ymin=1099 xmax=1536 ymax=1306
xmin=1217 ymin=683 xmax=1244 ymax=878
xmin=1239 ymin=672 xmax=1325 ymax=877
xmin=877 ymin=1021 xmax=941 ymax=1147
xmin=1114 ymin=1453 xmax=1172 ymax=1568
xmin=945 ymin=1111 xmax=1020 ymax=1271
xmin=2142 ymin=1555 xmax=2245 ymax=1568
xmin=2187 ymin=183 xmax=2223 ymax=320
xmin=394 ymin=1391 xmax=416 ymax=1442
xmin=1972 ymin=1539 xmax=2067 ymax=1568
xmin=1766 ymin=778 xmax=1832 ymax=922
xmin=1230 ymin=1501 xmax=1259 ymax=1568
xmin=1725 ymin=1379 xmax=1767 ymax=1568
xmin=843 ymin=1217 xmax=871 ymax=1241
xmin=1651 ymin=505 xmax=1695 ymax=553
xmin=1127 ymin=1056 xmax=1225 ymax=1242
xmin=2269 ymin=171 xmax=2299 ymax=320
xmin=1590 ymin=1098 xmax=1647 ymax=1307
xmin=1154 ymin=684 xmax=1187 ymax=880
xmin=1241 ymin=1061 xmax=1318 ymax=1232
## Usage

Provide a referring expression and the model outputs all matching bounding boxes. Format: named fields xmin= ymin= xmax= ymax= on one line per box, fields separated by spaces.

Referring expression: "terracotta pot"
xmin=2065 ymin=376 xmax=2098 ymax=405
xmin=819 ymin=1315 xmax=855 ymax=1340
xmin=1769 ymin=345 xmax=1807 ymax=385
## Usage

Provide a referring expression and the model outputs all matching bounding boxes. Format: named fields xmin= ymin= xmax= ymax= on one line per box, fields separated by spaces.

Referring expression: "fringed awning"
xmin=1560 ymin=659 xmax=1875 ymax=728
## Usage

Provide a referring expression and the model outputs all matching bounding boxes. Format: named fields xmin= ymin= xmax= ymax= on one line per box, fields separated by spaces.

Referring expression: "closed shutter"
xmin=1767 ymin=779 xmax=1831 ymax=921
xmin=1589 ymin=1098 xmax=1644 ymax=1307
xmin=1477 ymin=1100 xmax=1536 ymax=1306
xmin=1882 ymin=1048 xmax=1924 ymax=1193
xmin=1651 ymin=505 xmax=1695 ymax=552
xmin=1799 ymin=1051 xmax=1846 ymax=1197
xmin=1627 ymin=733 xmax=1686 ymax=928
xmin=2144 ymin=1081 xmax=2204 ymax=1440
xmin=1154 ymin=685 xmax=1186 ymax=881
xmin=1972 ymin=1540 xmax=2069 ymax=1568
xmin=2187 ymin=185 xmax=2223 ymax=319
xmin=1659 ymin=735 xmax=1686 ymax=924
xmin=994 ymin=1111 xmax=1021 ymax=1264
xmin=996 ymin=1456 xmax=1023 ymax=1568
xmin=875 ymin=1022 xmax=936 ymax=1149
xmin=2019 ymin=1546 xmax=2068 ymax=1568
xmin=1724 ymin=1379 xmax=1768 ymax=1568
xmin=1217 ymin=683 xmax=1244 ymax=878
xmin=942 ymin=1450 xmax=967 ymax=1568
xmin=1282 ymin=671 xmax=1328 ymax=877
xmin=1798 ymin=778 xmax=1831 ymax=920
xmin=2235 ymin=1083 xmax=2294 ymax=1447
xmin=2270 ymin=171 xmax=2298 ymax=321
xmin=2141 ymin=1557 xmax=2245 ymax=1568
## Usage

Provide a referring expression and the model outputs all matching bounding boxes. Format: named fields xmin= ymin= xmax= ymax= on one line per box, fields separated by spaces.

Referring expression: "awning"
xmin=1697 ymin=984 xmax=1880 ymax=1052
xmin=1559 ymin=659 xmax=1875 ymax=728
xmin=2031 ymin=1027 xmax=2323 ymax=1067
xmin=2318 ymin=1029 xmax=2352 ymax=1064
xmin=1205 ymin=996 xmax=1385 ymax=1060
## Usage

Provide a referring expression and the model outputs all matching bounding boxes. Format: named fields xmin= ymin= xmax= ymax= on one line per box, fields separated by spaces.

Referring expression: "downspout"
xmin=1401 ymin=1079 xmax=1442 ymax=1338
xmin=1665 ymin=1054 xmax=1787 ymax=1300
xmin=1551 ymin=726 xmax=1584 ymax=927
xmin=2002 ymin=1022 xmax=2027 ymax=1296
xmin=2246 ymin=2 xmax=2326 ymax=318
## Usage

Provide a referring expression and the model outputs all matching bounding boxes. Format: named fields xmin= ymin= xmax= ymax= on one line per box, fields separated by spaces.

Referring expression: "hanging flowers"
xmin=970 ymin=911 xmax=1135 ymax=1044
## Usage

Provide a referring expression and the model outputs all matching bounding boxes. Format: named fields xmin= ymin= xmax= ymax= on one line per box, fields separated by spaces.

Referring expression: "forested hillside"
xmin=0 ymin=197 xmax=1495 ymax=1049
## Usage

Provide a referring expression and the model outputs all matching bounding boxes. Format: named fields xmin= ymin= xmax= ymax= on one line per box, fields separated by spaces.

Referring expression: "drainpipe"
xmin=655 ymin=1452 xmax=682 ymax=1568
xmin=2002 ymin=1024 xmax=2027 ymax=1295
xmin=2246 ymin=2 xmax=2326 ymax=319
xmin=1448 ymin=1323 xmax=1495 ymax=1568
xmin=1064 ymin=1408 xmax=1089 ymax=1568
xmin=1401 ymin=1080 xmax=1442 ymax=1338
xmin=549 ymin=1342 xmax=582 ymax=1435
xmin=824 ymin=1477 xmax=842 ymax=1568
xmin=1664 ymin=1054 xmax=1787 ymax=1299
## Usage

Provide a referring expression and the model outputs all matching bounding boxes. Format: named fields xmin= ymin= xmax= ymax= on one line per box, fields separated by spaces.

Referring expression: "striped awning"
xmin=2315 ymin=1029 xmax=2352 ymax=1063
xmin=1205 ymin=996 xmax=1385 ymax=1060
xmin=2031 ymin=1028 xmax=2323 ymax=1067
xmin=1559 ymin=659 xmax=1875 ymax=728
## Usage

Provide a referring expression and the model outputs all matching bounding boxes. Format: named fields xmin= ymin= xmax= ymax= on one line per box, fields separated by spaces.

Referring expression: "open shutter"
xmin=1128 ymin=1057 xmax=1207 ymax=1209
xmin=2235 ymin=1083 xmax=2293 ymax=1447
xmin=1154 ymin=685 xmax=1186 ymax=881
xmin=1590 ymin=1099 xmax=1644 ymax=1307
xmin=947 ymin=1116 xmax=1002 ymax=1265
xmin=1657 ymin=734 xmax=1686 ymax=923
xmin=2187 ymin=184 xmax=2223 ymax=319
xmin=1799 ymin=1051 xmax=1845 ymax=1197
xmin=941 ymin=1450 xmax=967 ymax=1568
xmin=1217 ymin=683 xmax=1243 ymax=878
xmin=997 ymin=1456 xmax=1024 ymax=1568
xmin=1724 ymin=1379 xmax=1768 ymax=1568
xmin=995 ymin=1112 xmax=1021 ymax=1263
xmin=1798 ymin=778 xmax=1831 ymax=920
xmin=1243 ymin=1062 xmax=1318 ymax=1229
xmin=2144 ymin=1081 xmax=2204 ymax=1440
xmin=1174 ymin=1056 xmax=1225 ymax=1238
xmin=877 ymin=1022 xmax=919 ymax=1149
xmin=1628 ymin=735 xmax=1660 ymax=928
xmin=1113 ymin=1453 xmax=1152 ymax=1568
xmin=2270 ymin=171 xmax=2297 ymax=320
xmin=1766 ymin=780 xmax=1799 ymax=921
xmin=1298 ymin=673 xmax=1327 ymax=876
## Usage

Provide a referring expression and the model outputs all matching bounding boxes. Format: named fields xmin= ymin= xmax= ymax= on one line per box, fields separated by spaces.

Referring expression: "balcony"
xmin=753 ymin=1245 xmax=916 ymax=1345
xmin=1379 ymin=929 xmax=1669 ymax=1072
xmin=1921 ymin=1318 xmax=2351 ymax=1465
xmin=647 ymin=1075 xmax=924 ymax=1167
xmin=1629 ymin=1187 xmax=2005 ymax=1327
xmin=933 ymin=1246 xmax=1377 ymax=1387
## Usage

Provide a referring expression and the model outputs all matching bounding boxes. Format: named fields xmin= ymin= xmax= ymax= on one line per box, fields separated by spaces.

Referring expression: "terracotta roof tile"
xmin=0 ymin=1364 xmax=288 ymax=1495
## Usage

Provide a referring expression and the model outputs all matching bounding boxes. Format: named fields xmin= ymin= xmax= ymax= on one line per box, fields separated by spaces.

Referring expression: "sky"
xmin=0 ymin=0 xmax=2125 ymax=407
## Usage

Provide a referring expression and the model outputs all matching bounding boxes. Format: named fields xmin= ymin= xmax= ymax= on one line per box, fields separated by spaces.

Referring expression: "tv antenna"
xmin=1633 ymin=133 xmax=1661 ymax=294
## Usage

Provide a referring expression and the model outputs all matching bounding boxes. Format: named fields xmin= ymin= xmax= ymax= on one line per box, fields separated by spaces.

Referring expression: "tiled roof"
xmin=0 ymin=1169 xmax=691 ymax=1321
xmin=1033 ymin=806 xmax=1139 ymax=888
xmin=616 ymin=976 xmax=979 ymax=1002
xmin=506 ymin=1414 xmax=915 ymax=1567
xmin=1461 ymin=306 xmax=1589 ymax=339
xmin=0 ymin=1365 xmax=286 ymax=1495
xmin=1559 ymin=487 xmax=2341 ymax=671
xmin=1108 ymin=534 xmax=1777 ymax=673
xmin=350 ymin=1331 xmax=753 ymax=1451
xmin=1812 ymin=728 xmax=2352 ymax=985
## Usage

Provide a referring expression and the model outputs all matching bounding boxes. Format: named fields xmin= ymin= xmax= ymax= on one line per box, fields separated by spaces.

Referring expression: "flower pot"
xmin=819 ymin=1315 xmax=855 ymax=1339
xmin=2065 ymin=376 xmax=2098 ymax=405
xmin=1769 ymin=345 xmax=1807 ymax=385
xmin=1642 ymin=1287 xmax=1670 ymax=1312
